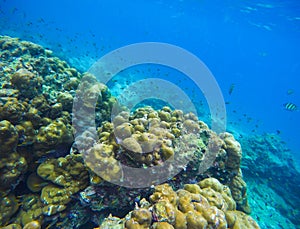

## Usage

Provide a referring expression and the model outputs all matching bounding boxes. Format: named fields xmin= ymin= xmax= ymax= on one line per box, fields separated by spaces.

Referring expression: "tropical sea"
xmin=0 ymin=0 xmax=299 ymax=229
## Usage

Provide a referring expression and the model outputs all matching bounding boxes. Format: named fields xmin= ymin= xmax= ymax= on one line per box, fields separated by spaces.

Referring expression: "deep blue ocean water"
xmin=1 ymin=0 xmax=300 ymax=228
xmin=1 ymin=0 xmax=299 ymax=160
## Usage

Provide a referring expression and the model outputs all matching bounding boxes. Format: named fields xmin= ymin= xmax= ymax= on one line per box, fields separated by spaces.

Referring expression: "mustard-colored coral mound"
xmin=84 ymin=106 xmax=209 ymax=179
xmin=37 ymin=154 xmax=89 ymax=206
xmin=0 ymin=151 xmax=27 ymax=190
xmin=34 ymin=119 xmax=73 ymax=151
xmin=100 ymin=178 xmax=260 ymax=229
xmin=83 ymin=105 xmax=251 ymax=214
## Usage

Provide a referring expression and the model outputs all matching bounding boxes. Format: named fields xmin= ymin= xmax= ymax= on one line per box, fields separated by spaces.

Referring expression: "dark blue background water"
xmin=1 ymin=0 xmax=300 ymax=162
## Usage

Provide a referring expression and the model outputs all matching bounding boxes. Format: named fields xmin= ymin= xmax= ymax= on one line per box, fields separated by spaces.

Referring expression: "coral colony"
xmin=0 ymin=36 xmax=259 ymax=228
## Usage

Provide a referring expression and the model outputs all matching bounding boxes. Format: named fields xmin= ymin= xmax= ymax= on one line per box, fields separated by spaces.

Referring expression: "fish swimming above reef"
xmin=283 ymin=102 xmax=298 ymax=111
xmin=287 ymin=89 xmax=294 ymax=95
xmin=228 ymin=83 xmax=235 ymax=95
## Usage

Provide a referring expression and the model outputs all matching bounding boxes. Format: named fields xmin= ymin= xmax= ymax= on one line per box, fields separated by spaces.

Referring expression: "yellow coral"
xmin=34 ymin=120 xmax=73 ymax=150
xmin=225 ymin=210 xmax=260 ymax=229
xmin=0 ymin=98 xmax=27 ymax=124
xmin=0 ymin=223 xmax=22 ymax=229
xmin=125 ymin=208 xmax=152 ymax=229
xmin=40 ymin=185 xmax=71 ymax=205
xmin=115 ymin=178 xmax=259 ymax=229
xmin=10 ymin=68 xmax=42 ymax=98
xmin=0 ymin=152 xmax=27 ymax=191
xmin=15 ymin=194 xmax=43 ymax=227
xmin=26 ymin=173 xmax=48 ymax=193
xmin=152 ymin=222 xmax=175 ymax=229
xmin=0 ymin=120 xmax=19 ymax=154
xmin=37 ymin=154 xmax=89 ymax=191
xmin=228 ymin=171 xmax=251 ymax=214
xmin=0 ymin=194 xmax=19 ymax=226
xmin=22 ymin=220 xmax=41 ymax=229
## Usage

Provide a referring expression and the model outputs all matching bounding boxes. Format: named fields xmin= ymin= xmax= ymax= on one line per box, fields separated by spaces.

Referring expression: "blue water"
xmin=1 ymin=1 xmax=299 ymax=156
xmin=1 ymin=0 xmax=300 ymax=225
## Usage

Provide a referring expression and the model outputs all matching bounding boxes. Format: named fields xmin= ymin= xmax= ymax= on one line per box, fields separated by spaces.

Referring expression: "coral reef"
xmin=240 ymin=133 xmax=300 ymax=226
xmin=82 ymin=106 xmax=250 ymax=213
xmin=99 ymin=178 xmax=260 ymax=229
xmin=37 ymin=153 xmax=89 ymax=201
xmin=0 ymin=35 xmax=114 ymax=227
xmin=0 ymin=35 xmax=260 ymax=228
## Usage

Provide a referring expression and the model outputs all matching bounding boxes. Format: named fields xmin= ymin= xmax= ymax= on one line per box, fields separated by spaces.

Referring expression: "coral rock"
xmin=0 ymin=120 xmax=19 ymax=154
xmin=34 ymin=120 xmax=73 ymax=151
xmin=10 ymin=68 xmax=42 ymax=99
xmin=0 ymin=194 xmax=19 ymax=226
